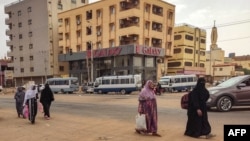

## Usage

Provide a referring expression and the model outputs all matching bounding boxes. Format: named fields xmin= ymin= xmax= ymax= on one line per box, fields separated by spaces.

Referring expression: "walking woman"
xmin=135 ymin=80 xmax=161 ymax=137
xmin=23 ymin=85 xmax=38 ymax=124
xmin=184 ymin=77 xmax=215 ymax=139
xmin=40 ymin=83 xmax=54 ymax=120
xmin=14 ymin=86 xmax=25 ymax=118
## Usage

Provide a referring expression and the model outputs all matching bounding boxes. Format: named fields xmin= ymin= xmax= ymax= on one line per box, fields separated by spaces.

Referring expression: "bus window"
xmin=102 ymin=80 xmax=110 ymax=84
xmin=111 ymin=79 xmax=118 ymax=84
xmin=120 ymin=78 xmax=129 ymax=84
xmin=130 ymin=78 xmax=135 ymax=84
xmin=187 ymin=77 xmax=193 ymax=82
xmin=181 ymin=78 xmax=187 ymax=82
xmin=175 ymin=78 xmax=180 ymax=83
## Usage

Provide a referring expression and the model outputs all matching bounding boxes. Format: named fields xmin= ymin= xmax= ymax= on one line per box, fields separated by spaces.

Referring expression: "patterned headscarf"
xmin=139 ymin=80 xmax=156 ymax=99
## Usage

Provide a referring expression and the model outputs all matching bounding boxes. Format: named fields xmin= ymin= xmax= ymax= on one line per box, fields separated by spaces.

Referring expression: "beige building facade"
xmin=5 ymin=0 xmax=88 ymax=86
xmin=167 ymin=23 xmax=206 ymax=76
xmin=57 ymin=0 xmax=175 ymax=83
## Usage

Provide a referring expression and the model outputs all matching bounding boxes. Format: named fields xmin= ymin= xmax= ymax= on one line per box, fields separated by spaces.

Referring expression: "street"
xmin=1 ymin=91 xmax=250 ymax=141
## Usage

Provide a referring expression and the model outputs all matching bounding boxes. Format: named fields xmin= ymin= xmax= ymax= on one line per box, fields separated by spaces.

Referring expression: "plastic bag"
xmin=23 ymin=105 xmax=29 ymax=118
xmin=38 ymin=102 xmax=43 ymax=113
xmin=135 ymin=113 xmax=147 ymax=130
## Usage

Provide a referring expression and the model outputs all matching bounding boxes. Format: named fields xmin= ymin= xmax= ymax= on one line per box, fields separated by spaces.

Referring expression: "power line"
xmin=202 ymin=19 xmax=250 ymax=29
xmin=217 ymin=36 xmax=250 ymax=42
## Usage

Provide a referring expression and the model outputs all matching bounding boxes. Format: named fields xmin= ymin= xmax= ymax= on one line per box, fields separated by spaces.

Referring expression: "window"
xmin=20 ymin=57 xmax=24 ymax=62
xmin=145 ymin=57 xmax=154 ymax=67
xmin=18 ymin=11 xmax=21 ymax=16
xmin=109 ymin=40 xmax=115 ymax=47
xmin=185 ymin=35 xmax=193 ymax=41
xmin=200 ymin=63 xmax=205 ymax=67
xmin=134 ymin=56 xmax=142 ymax=67
xmin=29 ymin=32 xmax=32 ymax=37
xmin=181 ymin=78 xmax=187 ymax=83
xmin=19 ymin=46 xmax=23 ymax=51
xmin=28 ymin=19 xmax=32 ymax=25
xmin=59 ymin=66 xmax=64 ymax=71
xmin=110 ymin=6 xmax=115 ymax=15
xmin=58 ymin=3 xmax=63 ymax=10
xmin=76 ymin=15 xmax=81 ymax=25
xmin=18 ymin=22 xmax=22 ymax=27
xmin=168 ymin=11 xmax=173 ymax=19
xmin=27 ymin=7 xmax=32 ymax=12
xmin=76 ymin=30 xmax=81 ymax=37
xmin=185 ymin=48 xmax=193 ymax=54
xmin=20 ymin=68 xmax=24 ymax=73
xmin=184 ymin=62 xmax=192 ymax=66
xmin=168 ymin=27 xmax=172 ymax=35
xmin=30 ymin=67 xmax=34 ymax=72
xmin=29 ymin=44 xmax=33 ymax=49
xmin=201 ymin=38 xmax=206 ymax=43
xmin=168 ymin=62 xmax=181 ymax=67
xmin=97 ymin=9 xmax=102 ymax=18
xmin=30 ymin=56 xmax=33 ymax=60
xmin=174 ymin=48 xmax=181 ymax=54
xmin=71 ymin=0 xmax=76 ymax=4
xmin=19 ymin=34 xmax=23 ymax=39
xmin=81 ymin=0 xmax=85 ymax=3
xmin=174 ymin=35 xmax=181 ymax=40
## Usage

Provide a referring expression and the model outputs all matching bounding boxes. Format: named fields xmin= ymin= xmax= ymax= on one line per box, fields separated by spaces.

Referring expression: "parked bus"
xmin=94 ymin=74 xmax=142 ymax=94
xmin=159 ymin=74 xmax=197 ymax=92
xmin=45 ymin=77 xmax=79 ymax=94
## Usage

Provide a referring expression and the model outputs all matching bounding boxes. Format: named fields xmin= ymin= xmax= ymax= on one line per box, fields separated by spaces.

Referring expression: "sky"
xmin=0 ymin=0 xmax=250 ymax=58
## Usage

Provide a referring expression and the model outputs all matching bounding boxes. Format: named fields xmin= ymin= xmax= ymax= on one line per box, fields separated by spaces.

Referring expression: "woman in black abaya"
xmin=184 ymin=77 xmax=215 ymax=139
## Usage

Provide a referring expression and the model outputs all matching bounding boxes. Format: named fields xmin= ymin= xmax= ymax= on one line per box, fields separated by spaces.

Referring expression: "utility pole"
xmin=91 ymin=43 xmax=94 ymax=83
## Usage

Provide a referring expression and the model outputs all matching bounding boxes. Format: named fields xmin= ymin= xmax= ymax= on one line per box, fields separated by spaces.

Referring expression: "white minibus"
xmin=94 ymin=74 xmax=142 ymax=94
xmin=45 ymin=77 xmax=79 ymax=94
xmin=159 ymin=74 xmax=197 ymax=92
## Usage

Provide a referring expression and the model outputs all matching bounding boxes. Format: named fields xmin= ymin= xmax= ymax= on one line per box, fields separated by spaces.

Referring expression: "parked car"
xmin=206 ymin=75 xmax=250 ymax=112
xmin=81 ymin=82 xmax=94 ymax=93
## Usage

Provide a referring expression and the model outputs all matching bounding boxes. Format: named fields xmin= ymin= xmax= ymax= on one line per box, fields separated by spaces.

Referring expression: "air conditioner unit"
xmin=133 ymin=37 xmax=137 ymax=40
xmin=158 ymin=24 xmax=162 ymax=28
xmin=158 ymin=40 xmax=162 ymax=43
xmin=97 ymin=31 xmax=101 ymax=36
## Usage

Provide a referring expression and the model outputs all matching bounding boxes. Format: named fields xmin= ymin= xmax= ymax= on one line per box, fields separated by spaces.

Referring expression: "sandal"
xmin=135 ymin=129 xmax=141 ymax=134
xmin=205 ymin=133 xmax=216 ymax=139
xmin=152 ymin=133 xmax=161 ymax=137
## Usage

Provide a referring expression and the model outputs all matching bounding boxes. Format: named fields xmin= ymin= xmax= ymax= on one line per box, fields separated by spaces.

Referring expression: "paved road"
xmin=1 ymin=91 xmax=250 ymax=141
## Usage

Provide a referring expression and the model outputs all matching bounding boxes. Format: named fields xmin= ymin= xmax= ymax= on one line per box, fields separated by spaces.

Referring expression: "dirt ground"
xmin=0 ymin=89 xmax=222 ymax=141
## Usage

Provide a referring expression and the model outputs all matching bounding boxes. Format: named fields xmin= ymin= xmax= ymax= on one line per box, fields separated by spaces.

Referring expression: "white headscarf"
xmin=23 ymin=85 xmax=37 ymax=106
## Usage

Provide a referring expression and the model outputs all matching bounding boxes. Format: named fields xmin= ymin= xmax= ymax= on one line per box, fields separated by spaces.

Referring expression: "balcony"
xmin=5 ymin=18 xmax=11 ymax=25
xmin=6 ymin=40 xmax=12 ymax=46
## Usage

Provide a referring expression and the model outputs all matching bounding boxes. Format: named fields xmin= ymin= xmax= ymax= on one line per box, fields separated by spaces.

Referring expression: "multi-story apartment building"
xmin=168 ymin=23 xmax=206 ymax=76
xmin=58 ymin=0 xmax=175 ymax=83
xmin=5 ymin=0 xmax=88 ymax=86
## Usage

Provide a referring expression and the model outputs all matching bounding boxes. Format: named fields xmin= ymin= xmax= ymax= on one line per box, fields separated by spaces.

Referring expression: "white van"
xmin=94 ymin=74 xmax=142 ymax=94
xmin=159 ymin=74 xmax=197 ymax=92
xmin=46 ymin=77 xmax=79 ymax=94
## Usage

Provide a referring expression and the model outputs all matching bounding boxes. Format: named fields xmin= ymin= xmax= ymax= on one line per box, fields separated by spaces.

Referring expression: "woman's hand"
xmin=197 ymin=109 xmax=202 ymax=116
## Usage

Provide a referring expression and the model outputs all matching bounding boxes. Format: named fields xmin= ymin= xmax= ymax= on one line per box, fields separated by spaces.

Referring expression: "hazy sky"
xmin=0 ymin=0 xmax=250 ymax=58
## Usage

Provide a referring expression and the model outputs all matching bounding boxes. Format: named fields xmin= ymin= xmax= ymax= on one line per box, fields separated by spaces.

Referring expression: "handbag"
xmin=135 ymin=113 xmax=147 ymax=130
xmin=23 ymin=105 xmax=29 ymax=118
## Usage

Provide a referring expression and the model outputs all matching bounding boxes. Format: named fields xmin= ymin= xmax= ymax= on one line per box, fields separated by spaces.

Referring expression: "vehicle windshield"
xmin=217 ymin=76 xmax=246 ymax=87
